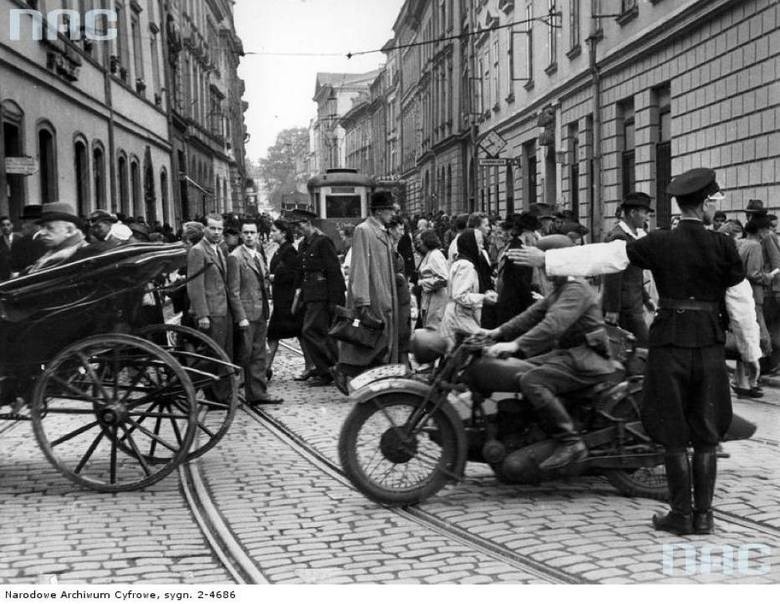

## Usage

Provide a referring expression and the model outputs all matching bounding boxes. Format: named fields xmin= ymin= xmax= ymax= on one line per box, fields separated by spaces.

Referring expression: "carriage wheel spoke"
xmin=124 ymin=418 xmax=179 ymax=453
xmin=109 ymin=426 xmax=118 ymax=484
xmin=76 ymin=352 xmax=112 ymax=402
xmin=118 ymin=359 xmax=155 ymax=405
xmin=48 ymin=375 xmax=105 ymax=407
xmin=120 ymin=425 xmax=152 ymax=477
xmin=74 ymin=431 xmax=105 ymax=474
xmin=51 ymin=421 xmax=100 ymax=447
xmin=149 ymin=408 xmax=164 ymax=459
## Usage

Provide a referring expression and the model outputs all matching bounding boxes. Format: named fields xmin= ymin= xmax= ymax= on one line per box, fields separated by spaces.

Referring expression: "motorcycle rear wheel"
xmin=602 ymin=388 xmax=669 ymax=501
xmin=338 ymin=393 xmax=465 ymax=506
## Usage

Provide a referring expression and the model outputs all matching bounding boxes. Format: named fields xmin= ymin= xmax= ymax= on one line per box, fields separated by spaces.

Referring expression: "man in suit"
xmin=227 ymin=220 xmax=282 ymax=405
xmin=187 ymin=213 xmax=232 ymax=359
xmin=288 ymin=210 xmax=345 ymax=387
xmin=602 ymin=192 xmax=655 ymax=346
xmin=0 ymin=216 xmax=14 ymax=281
xmin=507 ymin=168 xmax=761 ymax=536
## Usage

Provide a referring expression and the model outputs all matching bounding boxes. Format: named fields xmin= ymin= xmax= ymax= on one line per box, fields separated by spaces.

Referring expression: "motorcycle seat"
xmin=465 ymin=356 xmax=528 ymax=394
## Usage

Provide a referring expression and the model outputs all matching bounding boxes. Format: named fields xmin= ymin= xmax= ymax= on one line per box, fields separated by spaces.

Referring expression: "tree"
xmin=257 ymin=128 xmax=309 ymax=210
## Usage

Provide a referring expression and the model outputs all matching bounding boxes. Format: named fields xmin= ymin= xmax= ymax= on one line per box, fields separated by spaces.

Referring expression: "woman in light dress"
xmin=415 ymin=229 xmax=449 ymax=330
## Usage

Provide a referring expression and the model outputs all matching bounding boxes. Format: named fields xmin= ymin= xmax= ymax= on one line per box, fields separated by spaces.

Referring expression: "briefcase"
xmin=328 ymin=306 xmax=384 ymax=349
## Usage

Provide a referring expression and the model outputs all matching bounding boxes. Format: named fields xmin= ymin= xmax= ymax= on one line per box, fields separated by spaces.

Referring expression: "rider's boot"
xmin=692 ymin=447 xmax=717 ymax=535
xmin=652 ymin=450 xmax=693 ymax=535
xmin=534 ymin=394 xmax=587 ymax=471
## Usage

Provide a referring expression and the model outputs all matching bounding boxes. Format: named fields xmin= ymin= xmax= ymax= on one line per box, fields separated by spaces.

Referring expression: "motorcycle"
xmin=338 ymin=327 xmax=757 ymax=507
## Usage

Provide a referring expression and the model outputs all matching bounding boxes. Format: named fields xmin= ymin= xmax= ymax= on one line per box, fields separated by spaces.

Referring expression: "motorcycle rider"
xmin=482 ymin=235 xmax=620 ymax=471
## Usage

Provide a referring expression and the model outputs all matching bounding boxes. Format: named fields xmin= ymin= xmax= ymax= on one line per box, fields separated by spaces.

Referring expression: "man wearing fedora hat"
xmin=602 ymin=191 xmax=654 ymax=346
xmin=25 ymin=202 xmax=88 ymax=274
xmin=288 ymin=209 xmax=345 ymax=386
xmin=335 ymin=191 xmax=401 ymax=392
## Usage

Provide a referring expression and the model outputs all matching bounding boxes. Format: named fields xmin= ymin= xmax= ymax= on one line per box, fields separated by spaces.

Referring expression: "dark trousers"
xmin=237 ymin=318 xmax=268 ymax=402
xmin=641 ymin=345 xmax=732 ymax=449
xmin=300 ymin=301 xmax=337 ymax=376
xmin=204 ymin=315 xmax=232 ymax=361
xmin=619 ymin=308 xmax=649 ymax=347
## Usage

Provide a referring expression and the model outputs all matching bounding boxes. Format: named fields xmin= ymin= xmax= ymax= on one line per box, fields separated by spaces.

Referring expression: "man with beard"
xmin=506 ymin=168 xmax=760 ymax=536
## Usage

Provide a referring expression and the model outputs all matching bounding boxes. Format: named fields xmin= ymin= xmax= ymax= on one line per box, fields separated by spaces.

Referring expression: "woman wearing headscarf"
xmin=439 ymin=228 xmax=497 ymax=347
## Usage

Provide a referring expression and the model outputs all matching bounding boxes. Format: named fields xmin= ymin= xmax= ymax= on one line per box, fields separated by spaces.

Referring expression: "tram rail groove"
xmin=245 ymin=405 xmax=587 ymax=584
xmin=179 ymin=460 xmax=269 ymax=584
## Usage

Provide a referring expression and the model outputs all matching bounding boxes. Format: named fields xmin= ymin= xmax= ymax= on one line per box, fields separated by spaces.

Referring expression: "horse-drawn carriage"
xmin=0 ymin=243 xmax=239 ymax=492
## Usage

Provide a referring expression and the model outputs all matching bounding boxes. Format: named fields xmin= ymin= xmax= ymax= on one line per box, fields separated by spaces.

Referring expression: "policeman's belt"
xmin=658 ymin=298 xmax=720 ymax=312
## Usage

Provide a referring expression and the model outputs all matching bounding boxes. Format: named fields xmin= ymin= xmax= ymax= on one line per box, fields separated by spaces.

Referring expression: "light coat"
xmin=439 ymin=258 xmax=485 ymax=345
xmin=418 ymin=248 xmax=448 ymax=329
xmin=340 ymin=216 xmax=399 ymax=366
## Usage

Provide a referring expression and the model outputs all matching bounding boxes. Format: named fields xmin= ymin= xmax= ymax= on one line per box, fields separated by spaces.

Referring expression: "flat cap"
xmin=667 ymin=168 xmax=719 ymax=198
xmin=285 ymin=209 xmax=318 ymax=223
xmin=621 ymin=191 xmax=653 ymax=209
xmin=88 ymin=209 xmax=118 ymax=223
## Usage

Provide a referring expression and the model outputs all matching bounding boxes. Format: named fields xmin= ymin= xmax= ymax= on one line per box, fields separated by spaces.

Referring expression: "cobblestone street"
xmin=1 ymin=347 xmax=779 ymax=585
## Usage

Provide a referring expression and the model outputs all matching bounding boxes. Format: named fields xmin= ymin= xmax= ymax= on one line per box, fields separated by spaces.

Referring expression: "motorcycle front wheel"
xmin=338 ymin=393 xmax=465 ymax=506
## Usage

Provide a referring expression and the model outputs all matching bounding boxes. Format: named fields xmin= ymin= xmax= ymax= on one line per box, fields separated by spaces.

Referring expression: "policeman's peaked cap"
xmin=667 ymin=168 xmax=720 ymax=199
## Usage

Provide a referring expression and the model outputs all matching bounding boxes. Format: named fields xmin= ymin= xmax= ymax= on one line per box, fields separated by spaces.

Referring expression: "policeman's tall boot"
xmin=530 ymin=390 xmax=587 ymax=471
xmin=652 ymin=451 xmax=693 ymax=535
xmin=692 ymin=447 xmax=717 ymax=534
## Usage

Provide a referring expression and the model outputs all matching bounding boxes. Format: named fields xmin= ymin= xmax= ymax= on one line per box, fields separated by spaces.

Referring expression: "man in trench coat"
xmin=335 ymin=191 xmax=400 ymax=390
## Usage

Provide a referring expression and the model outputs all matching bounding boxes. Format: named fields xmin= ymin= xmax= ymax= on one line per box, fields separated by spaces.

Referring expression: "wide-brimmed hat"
xmin=285 ymin=209 xmax=318 ymax=224
xmin=19 ymin=205 xmax=42 ymax=220
xmin=37 ymin=201 xmax=81 ymax=226
xmin=370 ymin=191 xmax=395 ymax=211
xmin=620 ymin=191 xmax=653 ymax=210
xmin=529 ymin=202 xmax=555 ymax=220
xmin=745 ymin=199 xmax=767 ymax=215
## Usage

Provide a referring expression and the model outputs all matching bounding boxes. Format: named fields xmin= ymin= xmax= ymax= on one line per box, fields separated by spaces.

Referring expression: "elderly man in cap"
xmin=288 ymin=209 xmax=345 ymax=386
xmin=602 ymin=192 xmax=655 ymax=346
xmin=334 ymin=191 xmax=400 ymax=392
xmin=508 ymin=168 xmax=760 ymax=536
xmin=25 ymin=202 xmax=88 ymax=274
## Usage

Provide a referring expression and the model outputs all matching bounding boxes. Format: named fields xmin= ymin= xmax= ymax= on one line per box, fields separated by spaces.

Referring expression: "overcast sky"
xmin=235 ymin=0 xmax=405 ymax=162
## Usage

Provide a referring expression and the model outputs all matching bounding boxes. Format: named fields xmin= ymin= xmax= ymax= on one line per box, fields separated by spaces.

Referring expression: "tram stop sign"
xmin=4 ymin=156 xmax=39 ymax=176
xmin=479 ymin=131 xmax=507 ymax=158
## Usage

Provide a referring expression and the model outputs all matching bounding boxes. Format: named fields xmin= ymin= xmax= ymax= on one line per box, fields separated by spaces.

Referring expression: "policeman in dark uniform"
xmin=287 ymin=210 xmax=346 ymax=387
xmin=508 ymin=168 xmax=761 ymax=535
xmin=602 ymin=192 xmax=654 ymax=346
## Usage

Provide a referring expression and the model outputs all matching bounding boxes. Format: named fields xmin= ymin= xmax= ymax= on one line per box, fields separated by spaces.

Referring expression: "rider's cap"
xmin=536 ymin=234 xmax=576 ymax=251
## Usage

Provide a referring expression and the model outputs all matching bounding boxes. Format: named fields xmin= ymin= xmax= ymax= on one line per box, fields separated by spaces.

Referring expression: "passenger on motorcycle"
xmin=481 ymin=234 xmax=621 ymax=471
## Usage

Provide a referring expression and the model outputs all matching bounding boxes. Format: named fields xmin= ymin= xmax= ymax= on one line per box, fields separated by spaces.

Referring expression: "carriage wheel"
xmin=138 ymin=324 xmax=238 ymax=462
xmin=30 ymin=334 xmax=198 ymax=492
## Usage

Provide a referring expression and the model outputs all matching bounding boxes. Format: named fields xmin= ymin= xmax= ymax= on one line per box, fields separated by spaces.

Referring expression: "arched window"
xmin=37 ymin=121 xmax=58 ymax=204
xmin=130 ymin=157 xmax=141 ymax=218
xmin=74 ymin=135 xmax=90 ymax=216
xmin=117 ymin=152 xmax=129 ymax=215
xmin=92 ymin=142 xmax=106 ymax=209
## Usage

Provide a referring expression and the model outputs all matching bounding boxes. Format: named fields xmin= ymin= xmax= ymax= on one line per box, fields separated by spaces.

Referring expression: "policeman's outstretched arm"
xmin=507 ymin=240 xmax=631 ymax=277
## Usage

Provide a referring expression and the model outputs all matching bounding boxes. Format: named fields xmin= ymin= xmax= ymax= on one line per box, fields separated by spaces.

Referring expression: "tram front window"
xmin=325 ymin=195 xmax=362 ymax=218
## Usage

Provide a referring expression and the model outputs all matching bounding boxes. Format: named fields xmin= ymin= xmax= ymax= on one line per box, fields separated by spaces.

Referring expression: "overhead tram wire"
xmin=241 ymin=11 xmax=562 ymax=60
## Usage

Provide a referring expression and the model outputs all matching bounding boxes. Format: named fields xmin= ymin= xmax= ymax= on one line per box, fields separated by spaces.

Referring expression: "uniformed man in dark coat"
xmin=508 ymin=168 xmax=761 ymax=536
xmin=288 ymin=210 xmax=346 ymax=387
xmin=602 ymin=192 xmax=654 ymax=346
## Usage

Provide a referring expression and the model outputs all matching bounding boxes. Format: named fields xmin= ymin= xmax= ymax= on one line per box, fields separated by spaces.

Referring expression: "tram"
xmin=306 ymin=169 xmax=374 ymax=242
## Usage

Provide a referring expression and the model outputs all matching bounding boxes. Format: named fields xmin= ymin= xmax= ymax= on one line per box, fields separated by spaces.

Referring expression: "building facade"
xmin=334 ymin=0 xmax=778 ymax=234
xmin=163 ymin=0 xmax=247 ymax=221
xmin=1 ymin=0 xmax=174 ymax=223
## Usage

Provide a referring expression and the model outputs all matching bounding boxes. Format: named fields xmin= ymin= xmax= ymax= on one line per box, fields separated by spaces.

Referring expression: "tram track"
xmin=243 ymin=405 xmax=587 ymax=584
